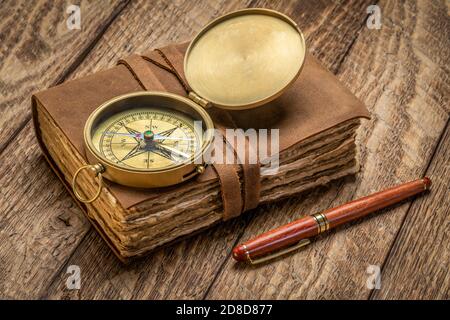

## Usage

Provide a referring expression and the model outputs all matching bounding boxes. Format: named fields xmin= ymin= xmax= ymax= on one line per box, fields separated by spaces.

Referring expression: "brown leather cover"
xmin=32 ymin=42 xmax=370 ymax=215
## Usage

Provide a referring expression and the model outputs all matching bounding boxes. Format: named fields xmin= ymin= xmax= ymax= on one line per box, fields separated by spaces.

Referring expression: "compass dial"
xmin=91 ymin=107 xmax=202 ymax=170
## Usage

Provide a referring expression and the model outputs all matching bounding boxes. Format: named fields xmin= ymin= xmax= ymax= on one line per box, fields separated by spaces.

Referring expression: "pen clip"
xmin=248 ymin=238 xmax=311 ymax=265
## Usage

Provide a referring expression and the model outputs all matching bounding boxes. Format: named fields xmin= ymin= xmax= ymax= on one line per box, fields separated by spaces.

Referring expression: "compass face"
xmin=91 ymin=107 xmax=202 ymax=170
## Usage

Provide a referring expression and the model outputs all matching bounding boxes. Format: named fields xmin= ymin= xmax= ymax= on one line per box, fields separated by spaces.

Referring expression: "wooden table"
xmin=0 ymin=0 xmax=448 ymax=300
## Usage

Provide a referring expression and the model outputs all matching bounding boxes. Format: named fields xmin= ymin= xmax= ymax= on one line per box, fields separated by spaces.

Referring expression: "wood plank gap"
xmin=40 ymin=229 xmax=92 ymax=299
xmin=368 ymin=116 xmax=450 ymax=300
xmin=54 ymin=0 xmax=132 ymax=85
xmin=0 ymin=0 xmax=131 ymax=158
xmin=334 ymin=0 xmax=379 ymax=74
xmin=0 ymin=115 xmax=30 ymax=156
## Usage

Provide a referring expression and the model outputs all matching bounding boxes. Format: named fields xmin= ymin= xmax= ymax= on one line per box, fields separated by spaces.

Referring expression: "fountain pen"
xmin=232 ymin=177 xmax=432 ymax=264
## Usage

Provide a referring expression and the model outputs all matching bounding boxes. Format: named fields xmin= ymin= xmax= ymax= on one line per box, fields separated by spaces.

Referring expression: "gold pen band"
xmin=311 ymin=213 xmax=330 ymax=235
xmin=241 ymin=213 xmax=330 ymax=264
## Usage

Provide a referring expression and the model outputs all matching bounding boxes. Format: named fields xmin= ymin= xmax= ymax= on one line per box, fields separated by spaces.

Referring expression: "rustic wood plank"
xmin=0 ymin=0 xmax=130 ymax=300
xmin=4 ymin=0 xmax=447 ymax=300
xmin=0 ymin=0 xmax=129 ymax=154
xmin=371 ymin=122 xmax=450 ymax=300
xmin=0 ymin=0 xmax=256 ymax=300
xmin=43 ymin=0 xmax=377 ymax=299
xmin=0 ymin=123 xmax=92 ymax=299
xmin=205 ymin=0 xmax=450 ymax=299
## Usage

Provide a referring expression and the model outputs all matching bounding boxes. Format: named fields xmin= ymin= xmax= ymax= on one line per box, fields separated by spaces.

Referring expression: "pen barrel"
xmin=232 ymin=216 xmax=318 ymax=261
xmin=232 ymin=177 xmax=431 ymax=262
xmin=323 ymin=177 xmax=431 ymax=229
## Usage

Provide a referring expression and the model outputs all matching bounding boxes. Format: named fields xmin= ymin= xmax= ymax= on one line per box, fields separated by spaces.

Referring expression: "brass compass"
xmin=72 ymin=92 xmax=214 ymax=203
xmin=72 ymin=8 xmax=306 ymax=203
xmin=93 ymin=106 xmax=199 ymax=171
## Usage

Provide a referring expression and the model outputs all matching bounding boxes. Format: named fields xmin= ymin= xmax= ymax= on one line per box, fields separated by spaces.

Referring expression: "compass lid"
xmin=184 ymin=8 xmax=306 ymax=110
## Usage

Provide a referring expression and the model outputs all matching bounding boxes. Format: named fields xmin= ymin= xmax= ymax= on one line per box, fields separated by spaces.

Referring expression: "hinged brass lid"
xmin=184 ymin=8 xmax=306 ymax=110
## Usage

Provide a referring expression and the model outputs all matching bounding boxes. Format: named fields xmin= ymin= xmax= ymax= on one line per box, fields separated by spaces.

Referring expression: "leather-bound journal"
xmin=32 ymin=41 xmax=369 ymax=262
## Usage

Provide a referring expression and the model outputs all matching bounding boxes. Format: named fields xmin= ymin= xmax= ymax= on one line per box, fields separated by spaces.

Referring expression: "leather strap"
xmin=211 ymin=134 xmax=243 ymax=220
xmin=216 ymin=123 xmax=261 ymax=217
xmin=118 ymin=54 xmax=165 ymax=91
xmin=120 ymin=49 xmax=261 ymax=220
xmin=155 ymin=46 xmax=191 ymax=93
xmin=241 ymin=136 xmax=261 ymax=211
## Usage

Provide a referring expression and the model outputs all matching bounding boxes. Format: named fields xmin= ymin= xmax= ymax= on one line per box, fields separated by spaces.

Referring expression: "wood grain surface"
xmin=0 ymin=0 xmax=129 ymax=154
xmin=206 ymin=0 xmax=449 ymax=299
xmin=0 ymin=0 xmax=448 ymax=299
xmin=44 ymin=0 xmax=378 ymax=300
xmin=371 ymin=124 xmax=450 ymax=300
xmin=0 ymin=0 xmax=129 ymax=299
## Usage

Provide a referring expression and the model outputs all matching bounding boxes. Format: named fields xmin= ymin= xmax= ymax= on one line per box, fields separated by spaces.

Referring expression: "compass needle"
xmin=123 ymin=125 xmax=143 ymax=143
xmin=153 ymin=136 xmax=194 ymax=141
xmin=93 ymin=106 xmax=202 ymax=171
xmin=102 ymin=131 xmax=142 ymax=139
xmin=158 ymin=144 xmax=190 ymax=159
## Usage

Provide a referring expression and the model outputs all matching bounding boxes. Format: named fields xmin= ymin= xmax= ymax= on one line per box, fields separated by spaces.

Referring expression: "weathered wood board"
xmin=0 ymin=0 xmax=129 ymax=299
xmin=1 ymin=0 xmax=257 ymax=300
xmin=44 ymin=0 xmax=380 ymax=299
xmin=0 ymin=0 xmax=448 ymax=299
xmin=205 ymin=0 xmax=450 ymax=299
xmin=0 ymin=0 xmax=129 ymax=153
xmin=371 ymin=123 xmax=449 ymax=300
